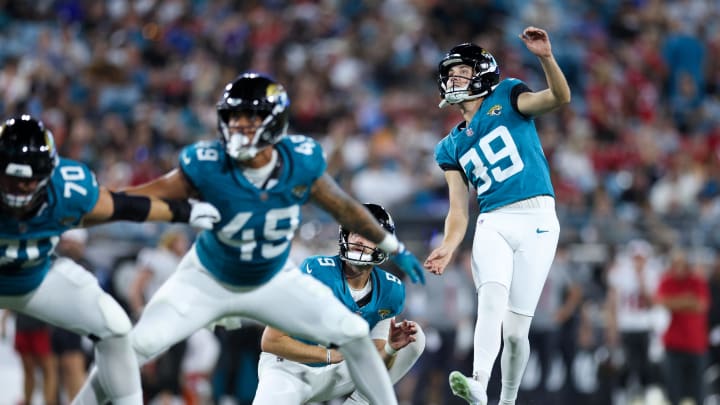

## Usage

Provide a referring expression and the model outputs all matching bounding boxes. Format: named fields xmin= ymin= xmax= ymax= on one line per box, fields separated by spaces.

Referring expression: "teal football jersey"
xmin=297 ymin=255 xmax=405 ymax=366
xmin=300 ymin=255 xmax=405 ymax=327
xmin=435 ymin=78 xmax=554 ymax=212
xmin=0 ymin=158 xmax=100 ymax=295
xmin=180 ymin=135 xmax=327 ymax=286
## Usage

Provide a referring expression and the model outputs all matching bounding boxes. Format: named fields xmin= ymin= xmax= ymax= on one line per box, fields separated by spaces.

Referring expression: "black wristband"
xmin=109 ymin=192 xmax=152 ymax=222
xmin=163 ymin=199 xmax=191 ymax=223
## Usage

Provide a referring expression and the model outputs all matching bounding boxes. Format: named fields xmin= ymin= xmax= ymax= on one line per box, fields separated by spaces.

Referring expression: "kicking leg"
xmin=449 ymin=219 xmax=514 ymax=404
xmin=449 ymin=281 xmax=508 ymax=405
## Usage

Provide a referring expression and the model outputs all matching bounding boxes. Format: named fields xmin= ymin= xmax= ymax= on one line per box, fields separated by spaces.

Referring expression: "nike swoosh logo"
xmin=536 ymin=228 xmax=549 ymax=234
xmin=182 ymin=154 xmax=191 ymax=165
xmin=305 ymin=264 xmax=312 ymax=274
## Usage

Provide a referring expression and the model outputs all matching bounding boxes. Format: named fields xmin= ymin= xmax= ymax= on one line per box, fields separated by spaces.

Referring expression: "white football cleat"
xmin=449 ymin=371 xmax=487 ymax=405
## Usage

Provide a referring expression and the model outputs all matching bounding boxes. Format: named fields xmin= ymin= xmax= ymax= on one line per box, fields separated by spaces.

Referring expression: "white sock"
xmin=339 ymin=336 xmax=398 ymax=405
xmin=472 ymin=282 xmax=508 ymax=378
xmin=473 ymin=369 xmax=490 ymax=390
xmin=499 ymin=311 xmax=532 ymax=404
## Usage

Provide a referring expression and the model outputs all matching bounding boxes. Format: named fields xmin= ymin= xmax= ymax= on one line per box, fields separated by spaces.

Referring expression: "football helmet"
xmin=339 ymin=203 xmax=396 ymax=266
xmin=217 ymin=73 xmax=290 ymax=161
xmin=0 ymin=115 xmax=58 ymax=210
xmin=437 ymin=43 xmax=500 ymax=107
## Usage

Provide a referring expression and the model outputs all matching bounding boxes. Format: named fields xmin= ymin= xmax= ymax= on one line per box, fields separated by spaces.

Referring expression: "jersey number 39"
xmin=458 ymin=125 xmax=524 ymax=195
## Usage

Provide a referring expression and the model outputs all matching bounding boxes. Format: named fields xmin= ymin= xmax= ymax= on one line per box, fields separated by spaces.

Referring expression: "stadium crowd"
xmin=2 ymin=0 xmax=720 ymax=404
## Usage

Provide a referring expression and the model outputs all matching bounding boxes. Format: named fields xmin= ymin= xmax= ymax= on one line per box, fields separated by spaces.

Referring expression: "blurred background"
xmin=1 ymin=0 xmax=720 ymax=404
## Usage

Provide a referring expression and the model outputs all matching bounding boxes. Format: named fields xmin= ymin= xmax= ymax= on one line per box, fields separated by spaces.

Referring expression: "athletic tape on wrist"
xmin=377 ymin=234 xmax=399 ymax=254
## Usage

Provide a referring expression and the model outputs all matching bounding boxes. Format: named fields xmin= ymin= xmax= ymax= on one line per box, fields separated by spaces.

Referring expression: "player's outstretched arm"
xmin=425 ymin=170 xmax=469 ymax=275
xmin=516 ymin=26 xmax=571 ymax=117
xmin=261 ymin=326 xmax=343 ymax=364
xmin=80 ymin=186 xmax=219 ymax=229
xmin=120 ymin=168 xmax=196 ymax=200
xmin=309 ymin=174 xmax=426 ymax=284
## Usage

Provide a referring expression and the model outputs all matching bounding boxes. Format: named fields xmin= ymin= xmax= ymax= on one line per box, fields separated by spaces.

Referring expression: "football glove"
xmin=390 ymin=243 xmax=426 ymax=284
xmin=189 ymin=199 xmax=221 ymax=230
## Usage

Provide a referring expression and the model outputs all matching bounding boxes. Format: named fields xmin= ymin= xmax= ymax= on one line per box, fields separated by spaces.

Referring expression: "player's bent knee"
xmin=502 ymin=327 xmax=529 ymax=348
xmin=131 ymin=329 xmax=164 ymax=363
xmin=97 ymin=293 xmax=132 ymax=337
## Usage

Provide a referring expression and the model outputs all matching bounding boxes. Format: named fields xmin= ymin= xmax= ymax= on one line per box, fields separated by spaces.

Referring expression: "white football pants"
xmin=254 ymin=324 xmax=425 ymax=404
xmin=470 ymin=196 xmax=559 ymax=316
xmin=0 ymin=258 xmax=142 ymax=405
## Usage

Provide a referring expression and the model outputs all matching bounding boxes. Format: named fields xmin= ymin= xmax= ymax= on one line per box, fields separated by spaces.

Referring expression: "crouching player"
xmin=253 ymin=203 xmax=425 ymax=404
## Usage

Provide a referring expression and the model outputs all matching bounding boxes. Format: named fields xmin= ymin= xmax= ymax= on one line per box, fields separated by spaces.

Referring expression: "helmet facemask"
xmin=437 ymin=43 xmax=501 ymax=108
xmin=339 ymin=203 xmax=395 ymax=267
xmin=339 ymin=232 xmax=390 ymax=266
xmin=440 ymin=68 xmax=479 ymax=106
xmin=0 ymin=173 xmax=52 ymax=210
xmin=0 ymin=115 xmax=58 ymax=214
xmin=217 ymin=74 xmax=290 ymax=162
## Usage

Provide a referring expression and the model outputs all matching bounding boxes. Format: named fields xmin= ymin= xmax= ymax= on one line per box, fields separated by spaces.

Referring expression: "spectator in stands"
xmin=605 ymin=239 xmax=664 ymax=404
xmin=1 ymin=311 xmax=58 ymax=405
xmin=706 ymin=253 xmax=720 ymax=400
xmin=655 ymin=248 xmax=709 ymax=405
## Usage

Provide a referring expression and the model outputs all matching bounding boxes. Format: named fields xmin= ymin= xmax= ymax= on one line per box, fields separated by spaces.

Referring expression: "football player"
xmin=254 ymin=203 xmax=425 ymax=404
xmin=423 ymin=26 xmax=571 ymax=405
xmin=74 ymin=73 xmax=426 ymax=405
xmin=0 ymin=115 xmax=219 ymax=405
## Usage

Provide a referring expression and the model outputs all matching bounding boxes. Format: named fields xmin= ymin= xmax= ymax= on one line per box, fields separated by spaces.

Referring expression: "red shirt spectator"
xmin=656 ymin=250 xmax=709 ymax=354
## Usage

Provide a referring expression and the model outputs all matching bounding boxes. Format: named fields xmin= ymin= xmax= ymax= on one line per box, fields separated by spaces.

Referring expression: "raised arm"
xmin=80 ymin=169 xmax=218 ymax=228
xmin=516 ymin=26 xmax=571 ymax=117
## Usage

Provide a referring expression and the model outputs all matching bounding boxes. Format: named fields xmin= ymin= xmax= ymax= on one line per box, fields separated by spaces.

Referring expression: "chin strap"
xmin=439 ymin=83 xmax=499 ymax=109
xmin=439 ymin=92 xmax=486 ymax=109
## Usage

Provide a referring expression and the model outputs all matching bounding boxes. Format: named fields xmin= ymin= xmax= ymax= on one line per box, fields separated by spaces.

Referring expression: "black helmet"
xmin=0 ymin=115 xmax=58 ymax=210
xmin=217 ymin=73 xmax=290 ymax=161
xmin=339 ymin=203 xmax=396 ymax=266
xmin=437 ymin=43 xmax=500 ymax=107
